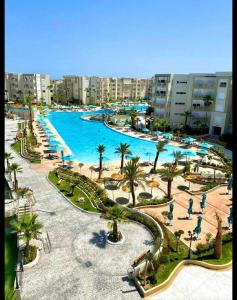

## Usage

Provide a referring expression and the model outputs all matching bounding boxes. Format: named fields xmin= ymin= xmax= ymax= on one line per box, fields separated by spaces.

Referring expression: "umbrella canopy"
xmin=122 ymin=184 xmax=137 ymax=193
xmin=194 ymin=216 xmax=203 ymax=235
xmin=202 ymin=193 xmax=207 ymax=201
xmin=197 ymin=149 xmax=208 ymax=155
xmin=182 ymin=137 xmax=196 ymax=143
xmin=169 ymin=203 xmax=174 ymax=213
xmin=142 ymin=128 xmax=149 ymax=133
xmin=188 ymin=198 xmax=193 ymax=214
xmin=162 ymin=133 xmax=173 ymax=138
xmin=146 ymin=179 xmax=159 ymax=189
xmin=49 ymin=145 xmax=64 ymax=152
xmin=111 ymin=173 xmax=125 ymax=181
xmin=48 ymin=140 xmax=61 ymax=146
xmin=182 ymin=151 xmax=196 ymax=157
xmin=153 ymin=131 xmax=163 ymax=135
xmin=228 ymin=207 xmax=233 ymax=225
xmin=124 ymin=124 xmax=131 ymax=128
xmin=63 ymin=155 xmax=77 ymax=161
xmin=199 ymin=142 xmax=213 ymax=149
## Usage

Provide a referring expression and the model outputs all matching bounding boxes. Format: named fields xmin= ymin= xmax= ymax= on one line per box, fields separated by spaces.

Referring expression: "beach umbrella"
xmin=168 ymin=211 xmax=174 ymax=226
xmin=227 ymin=207 xmax=233 ymax=229
xmin=61 ymin=150 xmax=64 ymax=165
xmin=169 ymin=202 xmax=174 ymax=213
xmin=197 ymin=149 xmax=208 ymax=155
xmin=144 ymin=151 xmax=152 ymax=162
xmin=199 ymin=142 xmax=213 ymax=149
xmin=227 ymin=176 xmax=232 ymax=194
xmin=125 ymin=124 xmax=131 ymax=128
xmin=146 ymin=179 xmax=159 ymax=195
xmin=200 ymin=195 xmax=206 ymax=214
xmin=162 ymin=133 xmax=173 ymax=138
xmin=111 ymin=173 xmax=125 ymax=181
xmin=142 ymin=128 xmax=149 ymax=133
xmin=153 ymin=131 xmax=162 ymax=135
xmin=188 ymin=198 xmax=193 ymax=219
xmin=48 ymin=140 xmax=61 ymax=146
xmin=49 ymin=145 xmax=64 ymax=152
xmin=202 ymin=193 xmax=207 ymax=202
xmin=183 ymin=151 xmax=196 ymax=162
xmin=194 ymin=216 xmax=203 ymax=239
xmin=182 ymin=137 xmax=196 ymax=143
xmin=63 ymin=155 xmax=77 ymax=162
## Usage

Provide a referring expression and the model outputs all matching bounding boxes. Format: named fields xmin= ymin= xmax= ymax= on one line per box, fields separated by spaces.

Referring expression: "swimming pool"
xmin=46 ymin=110 xmax=188 ymax=164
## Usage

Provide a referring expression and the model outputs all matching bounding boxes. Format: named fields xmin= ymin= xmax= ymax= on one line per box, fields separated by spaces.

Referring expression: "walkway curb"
xmin=133 ymin=258 xmax=232 ymax=298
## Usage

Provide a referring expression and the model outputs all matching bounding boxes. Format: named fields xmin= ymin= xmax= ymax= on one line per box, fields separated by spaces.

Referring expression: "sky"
xmin=5 ymin=0 xmax=232 ymax=79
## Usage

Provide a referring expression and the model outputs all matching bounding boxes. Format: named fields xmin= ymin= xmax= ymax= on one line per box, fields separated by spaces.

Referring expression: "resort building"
xmin=5 ymin=72 xmax=51 ymax=104
xmin=152 ymin=72 xmax=232 ymax=136
xmin=62 ymin=75 xmax=152 ymax=104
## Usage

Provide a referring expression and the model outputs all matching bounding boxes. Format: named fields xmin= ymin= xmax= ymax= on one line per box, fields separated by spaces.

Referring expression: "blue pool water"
xmin=119 ymin=105 xmax=149 ymax=111
xmin=47 ymin=110 xmax=187 ymax=163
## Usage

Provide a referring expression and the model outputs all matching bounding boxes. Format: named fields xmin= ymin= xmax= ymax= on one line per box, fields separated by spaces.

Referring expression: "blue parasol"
xmin=188 ymin=198 xmax=193 ymax=219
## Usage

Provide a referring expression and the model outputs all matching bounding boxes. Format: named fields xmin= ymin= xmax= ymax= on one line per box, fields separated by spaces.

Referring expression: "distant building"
xmin=152 ymin=72 xmax=232 ymax=136
xmin=5 ymin=72 xmax=51 ymax=104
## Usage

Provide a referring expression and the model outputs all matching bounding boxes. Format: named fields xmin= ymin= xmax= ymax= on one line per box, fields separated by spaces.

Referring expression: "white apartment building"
xmin=152 ymin=72 xmax=232 ymax=136
xmin=5 ymin=73 xmax=51 ymax=104
xmin=62 ymin=75 xmax=152 ymax=104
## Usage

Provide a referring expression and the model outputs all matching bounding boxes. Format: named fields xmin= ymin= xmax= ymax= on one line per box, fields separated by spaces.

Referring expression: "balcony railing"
xmin=192 ymin=106 xmax=210 ymax=111
xmin=193 ymin=82 xmax=215 ymax=89
xmin=192 ymin=94 xmax=215 ymax=99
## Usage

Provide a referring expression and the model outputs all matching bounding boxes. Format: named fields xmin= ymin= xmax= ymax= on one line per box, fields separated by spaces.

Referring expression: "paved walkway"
xmin=5 ymin=119 xmax=232 ymax=300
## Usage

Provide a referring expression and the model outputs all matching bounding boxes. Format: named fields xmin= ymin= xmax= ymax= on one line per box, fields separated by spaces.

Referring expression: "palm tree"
xmin=129 ymin=108 xmax=137 ymax=129
xmin=89 ymin=165 xmax=95 ymax=178
xmin=119 ymin=158 xmax=146 ymax=207
xmin=143 ymin=250 xmax=153 ymax=286
xmin=157 ymin=164 xmax=182 ymax=199
xmin=182 ymin=111 xmax=192 ymax=128
xmin=159 ymin=119 xmax=169 ymax=133
xmin=78 ymin=163 xmax=84 ymax=173
xmin=115 ymin=143 xmax=132 ymax=174
xmin=16 ymin=187 xmax=31 ymax=210
xmin=9 ymin=163 xmax=23 ymax=191
xmin=97 ymin=144 xmax=105 ymax=179
xmin=174 ymin=230 xmax=184 ymax=252
xmin=173 ymin=151 xmax=184 ymax=166
xmin=17 ymin=90 xmax=23 ymax=102
xmin=4 ymin=152 xmax=14 ymax=172
xmin=193 ymin=119 xmax=202 ymax=132
xmin=214 ymin=212 xmax=222 ymax=259
xmin=203 ymin=95 xmax=214 ymax=124
xmin=26 ymin=91 xmax=33 ymax=133
xmin=183 ymin=161 xmax=192 ymax=176
xmin=10 ymin=214 xmax=43 ymax=259
xmin=101 ymin=205 xmax=128 ymax=242
xmin=153 ymin=142 xmax=167 ymax=171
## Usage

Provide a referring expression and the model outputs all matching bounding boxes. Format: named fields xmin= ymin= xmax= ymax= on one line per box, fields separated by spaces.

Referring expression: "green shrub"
xmin=135 ymin=197 xmax=170 ymax=207
xmin=195 ymin=243 xmax=210 ymax=254
xmin=169 ymin=253 xmax=179 ymax=261
xmin=201 ymin=182 xmax=218 ymax=192
xmin=159 ymin=255 xmax=170 ymax=264
xmin=222 ymin=232 xmax=232 ymax=244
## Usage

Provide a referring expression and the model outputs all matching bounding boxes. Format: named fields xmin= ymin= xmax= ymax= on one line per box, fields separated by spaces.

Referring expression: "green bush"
xmin=135 ymin=197 xmax=170 ymax=207
xmin=195 ymin=243 xmax=210 ymax=254
xmin=159 ymin=255 xmax=170 ymax=264
xmin=169 ymin=253 xmax=179 ymax=262
xmin=222 ymin=232 xmax=232 ymax=244
xmin=201 ymin=182 xmax=218 ymax=191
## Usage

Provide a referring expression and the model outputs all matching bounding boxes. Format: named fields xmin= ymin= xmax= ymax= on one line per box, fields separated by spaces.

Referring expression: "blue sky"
xmin=5 ymin=0 xmax=232 ymax=79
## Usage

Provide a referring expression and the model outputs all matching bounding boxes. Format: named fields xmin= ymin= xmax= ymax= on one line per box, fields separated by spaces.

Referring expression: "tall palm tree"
xmin=115 ymin=143 xmax=132 ymax=174
xmin=174 ymin=230 xmax=184 ymax=252
xmin=9 ymin=163 xmax=23 ymax=191
xmin=16 ymin=187 xmax=31 ymax=210
xmin=203 ymin=95 xmax=214 ymax=124
xmin=214 ymin=212 xmax=222 ymax=259
xmin=153 ymin=142 xmax=167 ymax=171
xmin=10 ymin=214 xmax=43 ymax=259
xmin=157 ymin=164 xmax=182 ymax=199
xmin=173 ymin=151 xmax=184 ymax=166
xmin=129 ymin=108 xmax=137 ymax=129
xmin=97 ymin=144 xmax=105 ymax=179
xmin=119 ymin=158 xmax=146 ymax=207
xmin=78 ymin=163 xmax=84 ymax=173
xmin=182 ymin=111 xmax=192 ymax=128
xmin=193 ymin=119 xmax=202 ymax=132
xmin=4 ymin=152 xmax=14 ymax=172
xmin=26 ymin=91 xmax=33 ymax=133
xmin=101 ymin=205 xmax=128 ymax=242
xmin=159 ymin=119 xmax=169 ymax=133
xmin=143 ymin=250 xmax=155 ymax=286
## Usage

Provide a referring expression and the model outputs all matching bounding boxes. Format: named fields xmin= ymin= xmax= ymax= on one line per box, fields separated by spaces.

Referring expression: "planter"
xmin=106 ymin=231 xmax=125 ymax=245
xmin=23 ymin=248 xmax=40 ymax=269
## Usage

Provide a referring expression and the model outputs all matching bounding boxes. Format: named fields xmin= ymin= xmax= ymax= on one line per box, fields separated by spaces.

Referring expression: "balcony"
xmin=193 ymin=82 xmax=215 ymax=89
xmin=192 ymin=93 xmax=215 ymax=100
xmin=155 ymin=104 xmax=166 ymax=109
xmin=192 ymin=106 xmax=210 ymax=111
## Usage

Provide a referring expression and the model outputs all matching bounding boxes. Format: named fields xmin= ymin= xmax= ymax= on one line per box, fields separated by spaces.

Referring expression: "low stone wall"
xmin=133 ymin=258 xmax=232 ymax=298
xmin=187 ymin=183 xmax=227 ymax=195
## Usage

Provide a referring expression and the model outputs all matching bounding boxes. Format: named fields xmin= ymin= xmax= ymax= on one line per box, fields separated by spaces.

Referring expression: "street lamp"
xmin=188 ymin=230 xmax=195 ymax=259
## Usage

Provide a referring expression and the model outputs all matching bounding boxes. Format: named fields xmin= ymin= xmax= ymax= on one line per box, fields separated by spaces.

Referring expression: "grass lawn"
xmin=5 ymin=227 xmax=18 ymax=299
xmin=150 ymin=225 xmax=232 ymax=287
xmin=11 ymin=141 xmax=21 ymax=154
xmin=11 ymin=141 xmax=41 ymax=164
xmin=48 ymin=171 xmax=99 ymax=213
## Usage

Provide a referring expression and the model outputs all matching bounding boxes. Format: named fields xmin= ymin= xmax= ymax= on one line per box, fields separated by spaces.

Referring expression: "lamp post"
xmin=188 ymin=230 xmax=195 ymax=259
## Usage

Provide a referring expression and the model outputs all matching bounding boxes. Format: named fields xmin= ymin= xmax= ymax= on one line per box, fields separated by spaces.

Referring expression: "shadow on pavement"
xmin=89 ymin=230 xmax=107 ymax=249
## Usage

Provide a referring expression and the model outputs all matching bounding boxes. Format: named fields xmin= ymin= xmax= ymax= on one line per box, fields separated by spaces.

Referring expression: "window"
xmin=177 ymin=81 xmax=187 ymax=84
xmin=175 ymin=102 xmax=185 ymax=105
xmin=43 ymin=90 xmax=46 ymax=92
xmin=193 ymin=104 xmax=200 ymax=107
xmin=176 ymin=92 xmax=186 ymax=94
xmin=219 ymin=82 xmax=227 ymax=88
